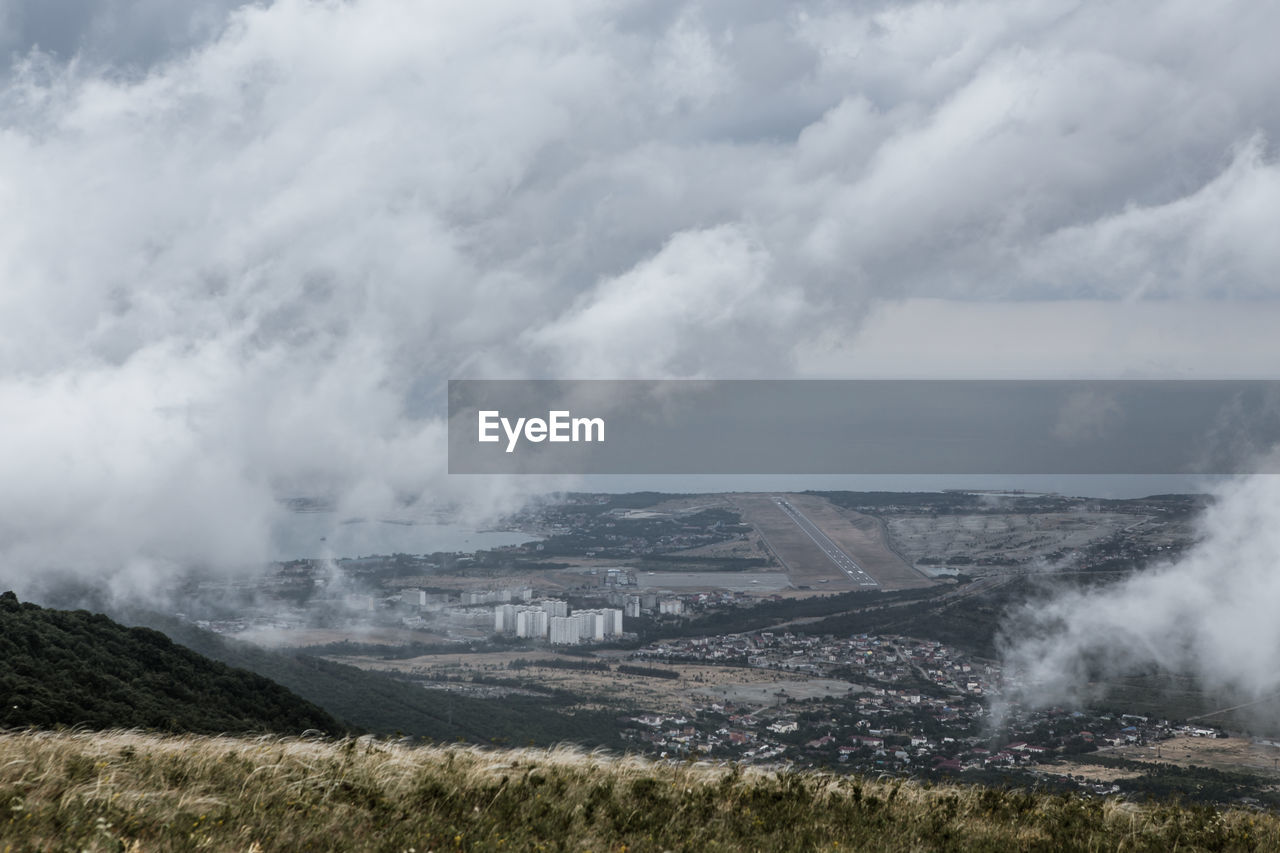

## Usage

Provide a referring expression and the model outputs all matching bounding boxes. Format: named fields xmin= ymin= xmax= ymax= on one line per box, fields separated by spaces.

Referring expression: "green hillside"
xmin=0 ymin=592 xmax=342 ymax=735
xmin=118 ymin=610 xmax=623 ymax=747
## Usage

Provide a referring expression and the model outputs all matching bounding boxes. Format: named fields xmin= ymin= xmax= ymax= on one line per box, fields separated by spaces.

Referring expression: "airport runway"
xmin=772 ymin=496 xmax=880 ymax=587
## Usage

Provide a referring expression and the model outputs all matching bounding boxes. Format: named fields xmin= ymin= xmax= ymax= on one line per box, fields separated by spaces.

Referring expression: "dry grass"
xmin=1110 ymin=734 xmax=1280 ymax=778
xmin=3 ymin=729 xmax=1280 ymax=851
xmin=331 ymin=652 xmax=808 ymax=713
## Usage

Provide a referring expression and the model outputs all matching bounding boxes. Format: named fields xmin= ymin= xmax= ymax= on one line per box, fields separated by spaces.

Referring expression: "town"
xmin=159 ymin=490 xmax=1280 ymax=807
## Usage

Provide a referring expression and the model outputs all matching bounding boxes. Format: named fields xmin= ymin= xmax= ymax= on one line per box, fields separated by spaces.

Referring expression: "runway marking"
xmin=771 ymin=496 xmax=879 ymax=587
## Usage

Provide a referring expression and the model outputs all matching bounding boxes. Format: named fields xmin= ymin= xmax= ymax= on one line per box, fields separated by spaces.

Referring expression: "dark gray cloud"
xmin=1 ymin=0 xmax=250 ymax=71
xmin=1 ymin=0 xmax=1279 ymax=592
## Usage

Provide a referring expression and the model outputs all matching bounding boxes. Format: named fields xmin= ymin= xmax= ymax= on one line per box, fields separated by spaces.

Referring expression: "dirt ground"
xmin=884 ymin=510 xmax=1145 ymax=566
xmin=1038 ymin=764 xmax=1141 ymax=784
xmin=1109 ymin=734 xmax=1280 ymax=777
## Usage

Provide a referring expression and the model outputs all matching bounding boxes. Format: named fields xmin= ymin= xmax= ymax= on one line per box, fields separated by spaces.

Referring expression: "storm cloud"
xmin=3 ymin=0 xmax=1280 ymax=591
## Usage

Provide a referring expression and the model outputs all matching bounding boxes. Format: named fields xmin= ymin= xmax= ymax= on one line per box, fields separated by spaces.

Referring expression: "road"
xmin=771 ymin=496 xmax=879 ymax=587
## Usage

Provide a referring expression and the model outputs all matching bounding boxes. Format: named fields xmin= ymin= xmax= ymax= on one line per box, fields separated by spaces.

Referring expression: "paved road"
xmin=771 ymin=496 xmax=879 ymax=587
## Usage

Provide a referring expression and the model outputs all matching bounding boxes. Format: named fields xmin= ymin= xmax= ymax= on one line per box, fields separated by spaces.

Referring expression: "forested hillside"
xmin=128 ymin=611 xmax=623 ymax=747
xmin=0 ymin=592 xmax=342 ymax=735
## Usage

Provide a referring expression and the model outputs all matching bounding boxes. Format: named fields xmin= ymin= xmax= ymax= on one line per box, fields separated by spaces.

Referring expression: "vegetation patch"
xmin=0 ymin=593 xmax=341 ymax=735
xmin=4 ymin=730 xmax=1280 ymax=852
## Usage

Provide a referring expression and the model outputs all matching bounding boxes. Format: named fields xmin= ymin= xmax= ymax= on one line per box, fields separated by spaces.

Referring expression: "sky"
xmin=3 ymin=0 xmax=1280 ymax=593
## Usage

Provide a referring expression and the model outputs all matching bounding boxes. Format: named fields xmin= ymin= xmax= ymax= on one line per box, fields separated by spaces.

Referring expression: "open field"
xmin=632 ymin=571 xmax=791 ymax=591
xmin=329 ymin=651 xmax=823 ymax=712
xmin=385 ymin=568 xmax=590 ymax=592
xmin=660 ymin=535 xmax=772 ymax=560
xmin=236 ymin=626 xmax=455 ymax=648
xmin=1111 ymin=734 xmax=1280 ymax=778
xmin=734 ymin=493 xmax=932 ymax=591
xmin=885 ymin=511 xmax=1156 ymax=567
xmin=691 ymin=678 xmax=865 ymax=706
xmin=644 ymin=495 xmax=739 ymax=514
xmin=1038 ymin=763 xmax=1143 ymax=784
xmin=5 ymin=729 xmax=1280 ymax=852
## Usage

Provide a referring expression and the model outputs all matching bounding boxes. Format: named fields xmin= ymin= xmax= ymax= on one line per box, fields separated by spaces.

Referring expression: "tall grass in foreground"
xmin=3 ymin=730 xmax=1279 ymax=852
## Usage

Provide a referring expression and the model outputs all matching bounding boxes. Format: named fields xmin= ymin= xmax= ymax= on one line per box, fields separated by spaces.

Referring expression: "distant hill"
xmin=121 ymin=610 xmax=623 ymax=747
xmin=0 ymin=592 xmax=342 ymax=735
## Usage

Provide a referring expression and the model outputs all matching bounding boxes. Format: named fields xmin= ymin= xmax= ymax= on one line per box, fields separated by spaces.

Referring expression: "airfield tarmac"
xmin=733 ymin=493 xmax=933 ymax=591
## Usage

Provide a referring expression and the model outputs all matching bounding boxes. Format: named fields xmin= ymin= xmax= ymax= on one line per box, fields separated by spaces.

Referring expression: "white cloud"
xmin=525 ymin=225 xmax=807 ymax=378
xmin=1022 ymin=137 xmax=1280 ymax=298
xmin=2 ymin=0 xmax=1280 ymax=591
xmin=652 ymin=10 xmax=733 ymax=114
xmin=999 ymin=471 xmax=1280 ymax=714
xmin=797 ymin=299 xmax=1280 ymax=379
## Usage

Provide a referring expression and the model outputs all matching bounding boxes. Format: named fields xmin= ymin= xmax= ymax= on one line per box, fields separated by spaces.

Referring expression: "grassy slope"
xmin=3 ymin=731 xmax=1279 ymax=852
